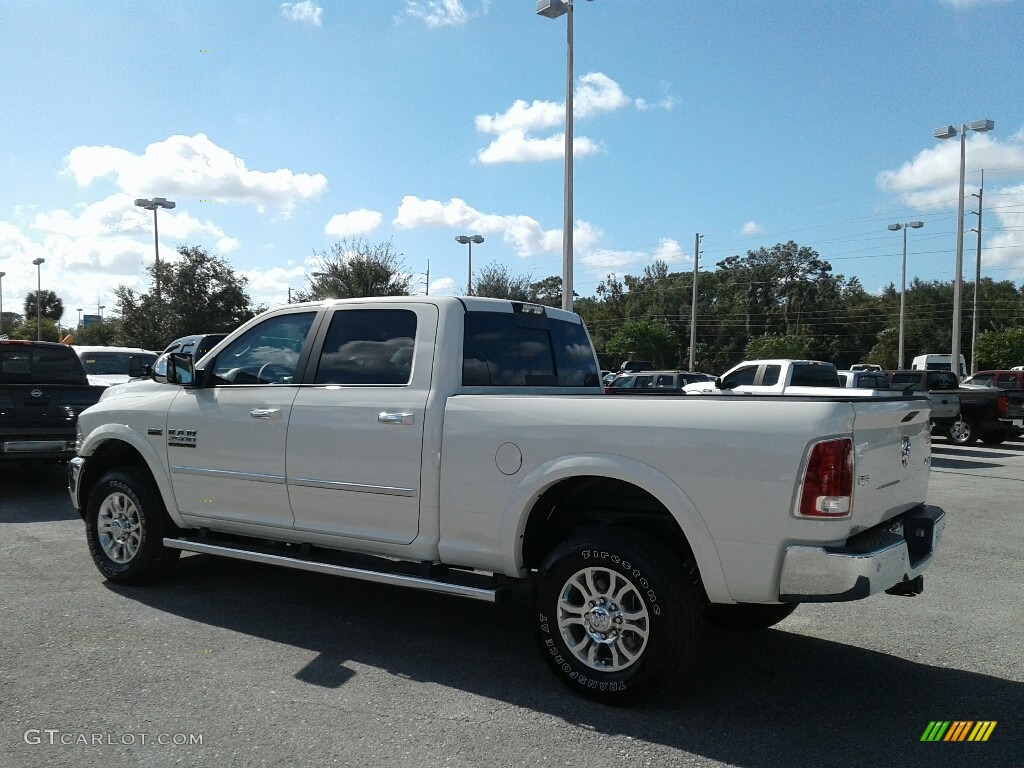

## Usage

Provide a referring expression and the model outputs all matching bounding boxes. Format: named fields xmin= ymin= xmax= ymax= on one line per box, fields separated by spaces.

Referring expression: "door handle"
xmin=250 ymin=408 xmax=281 ymax=419
xmin=378 ymin=411 xmax=415 ymax=425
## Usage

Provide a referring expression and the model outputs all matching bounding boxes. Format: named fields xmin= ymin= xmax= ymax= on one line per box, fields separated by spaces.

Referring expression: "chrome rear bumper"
xmin=779 ymin=505 xmax=945 ymax=602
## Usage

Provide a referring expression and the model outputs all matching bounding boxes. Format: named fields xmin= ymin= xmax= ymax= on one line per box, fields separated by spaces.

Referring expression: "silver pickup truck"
xmin=69 ymin=297 xmax=946 ymax=704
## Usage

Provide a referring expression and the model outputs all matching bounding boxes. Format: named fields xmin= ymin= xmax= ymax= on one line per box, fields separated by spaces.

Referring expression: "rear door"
xmin=286 ymin=304 xmax=436 ymax=544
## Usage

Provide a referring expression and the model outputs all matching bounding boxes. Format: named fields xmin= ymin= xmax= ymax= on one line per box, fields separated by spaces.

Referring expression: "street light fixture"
xmin=536 ymin=0 xmax=592 ymax=312
xmin=456 ymin=235 xmax=484 ymax=295
xmin=31 ymin=257 xmax=45 ymax=340
xmin=887 ymin=221 xmax=924 ymax=370
xmin=933 ymin=119 xmax=993 ymax=378
xmin=134 ymin=197 xmax=176 ymax=303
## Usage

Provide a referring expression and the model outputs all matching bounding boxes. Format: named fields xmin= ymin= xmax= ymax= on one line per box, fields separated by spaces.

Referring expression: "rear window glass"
xmin=462 ymin=309 xmax=599 ymax=387
xmin=80 ymin=351 xmax=157 ymax=376
xmin=0 ymin=345 xmax=85 ymax=384
xmin=790 ymin=364 xmax=840 ymax=387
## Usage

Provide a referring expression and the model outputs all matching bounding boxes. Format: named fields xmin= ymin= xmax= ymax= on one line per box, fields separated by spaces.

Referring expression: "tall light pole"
xmin=537 ymin=0 xmax=591 ymax=313
xmin=933 ymin=119 xmax=993 ymax=378
xmin=456 ymin=235 xmax=484 ymax=295
xmin=32 ymin=257 xmax=45 ymax=340
xmin=688 ymin=233 xmax=701 ymax=371
xmin=887 ymin=221 xmax=924 ymax=370
xmin=0 ymin=271 xmax=5 ymax=336
xmin=134 ymin=197 xmax=176 ymax=303
xmin=77 ymin=308 xmax=83 ymax=329
xmin=969 ymin=169 xmax=985 ymax=376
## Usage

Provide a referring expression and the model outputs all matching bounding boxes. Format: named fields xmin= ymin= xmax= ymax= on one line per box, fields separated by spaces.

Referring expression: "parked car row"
xmin=1 ymin=333 xmax=233 ymax=465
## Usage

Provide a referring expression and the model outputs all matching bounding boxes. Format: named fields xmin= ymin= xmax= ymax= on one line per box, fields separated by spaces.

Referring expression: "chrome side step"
xmin=163 ymin=538 xmax=501 ymax=603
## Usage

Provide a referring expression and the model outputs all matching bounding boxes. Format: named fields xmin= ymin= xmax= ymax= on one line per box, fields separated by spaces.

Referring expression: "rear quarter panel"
xmin=438 ymin=394 xmax=932 ymax=602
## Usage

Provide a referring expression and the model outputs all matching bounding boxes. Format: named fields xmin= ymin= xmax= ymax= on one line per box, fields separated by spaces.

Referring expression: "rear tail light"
xmin=797 ymin=438 xmax=853 ymax=518
xmin=997 ymin=396 xmax=1008 ymax=416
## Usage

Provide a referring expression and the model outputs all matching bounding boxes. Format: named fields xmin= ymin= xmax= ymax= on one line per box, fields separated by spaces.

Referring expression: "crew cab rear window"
xmin=462 ymin=309 xmax=599 ymax=387
xmin=314 ymin=309 xmax=417 ymax=385
xmin=791 ymin=364 xmax=841 ymax=387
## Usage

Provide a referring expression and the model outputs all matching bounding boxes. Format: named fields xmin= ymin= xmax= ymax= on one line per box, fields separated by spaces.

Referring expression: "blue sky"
xmin=1 ymin=0 xmax=1023 ymax=320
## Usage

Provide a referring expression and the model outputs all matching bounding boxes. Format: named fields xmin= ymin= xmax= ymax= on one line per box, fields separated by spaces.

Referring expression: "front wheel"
xmin=85 ymin=469 xmax=180 ymax=584
xmin=534 ymin=528 xmax=703 ymax=705
xmin=946 ymin=417 xmax=978 ymax=445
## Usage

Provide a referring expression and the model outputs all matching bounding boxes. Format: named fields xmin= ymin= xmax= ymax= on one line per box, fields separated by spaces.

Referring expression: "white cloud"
xmin=217 ymin=236 xmax=239 ymax=253
xmin=405 ymin=0 xmax=469 ymax=27
xmin=476 ymin=130 xmax=601 ymax=164
xmin=474 ymin=72 xmax=629 ymax=165
xmin=65 ymin=134 xmax=327 ymax=215
xmin=634 ymin=82 xmax=680 ymax=112
xmin=280 ymin=1 xmax=323 ymax=27
xmin=325 ymin=208 xmax=383 ymax=236
xmin=580 ymin=238 xmax=688 ymax=273
xmin=940 ymin=0 xmax=1013 ymax=8
xmin=394 ymin=196 xmax=566 ymax=257
xmin=984 ymin=183 xmax=1024 ymax=279
xmin=877 ymin=132 xmax=1024 ymax=274
xmin=742 ymin=221 xmax=763 ymax=235
xmin=239 ymin=264 xmax=310 ymax=307
xmin=427 ymin=276 xmax=459 ymax=296
xmin=574 ymin=73 xmax=630 ymax=118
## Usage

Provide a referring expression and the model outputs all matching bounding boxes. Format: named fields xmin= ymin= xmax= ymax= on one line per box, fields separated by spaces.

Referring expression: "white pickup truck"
xmin=683 ymin=358 xmax=846 ymax=394
xmin=69 ymin=297 xmax=945 ymax=703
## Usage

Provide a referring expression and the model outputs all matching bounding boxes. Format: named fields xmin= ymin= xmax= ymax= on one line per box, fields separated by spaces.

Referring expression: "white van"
xmin=911 ymin=354 xmax=966 ymax=378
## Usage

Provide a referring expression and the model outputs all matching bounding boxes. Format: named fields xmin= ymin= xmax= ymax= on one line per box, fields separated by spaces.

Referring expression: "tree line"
xmin=5 ymin=238 xmax=1022 ymax=372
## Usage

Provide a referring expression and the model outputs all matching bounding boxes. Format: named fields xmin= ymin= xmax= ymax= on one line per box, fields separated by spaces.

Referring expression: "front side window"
xmin=314 ymin=309 xmax=417 ymax=385
xmin=462 ymin=309 xmax=599 ymax=388
xmin=721 ymin=365 xmax=757 ymax=388
xmin=211 ymin=312 xmax=316 ymax=385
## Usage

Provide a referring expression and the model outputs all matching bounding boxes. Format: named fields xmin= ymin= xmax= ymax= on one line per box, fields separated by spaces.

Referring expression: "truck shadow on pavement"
xmin=113 ymin=555 xmax=1022 ymax=768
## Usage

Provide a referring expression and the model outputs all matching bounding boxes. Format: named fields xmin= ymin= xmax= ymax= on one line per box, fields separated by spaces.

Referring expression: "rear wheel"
xmin=85 ymin=469 xmax=180 ymax=584
xmin=946 ymin=417 xmax=978 ymax=445
xmin=704 ymin=602 xmax=798 ymax=631
xmin=534 ymin=528 xmax=703 ymax=704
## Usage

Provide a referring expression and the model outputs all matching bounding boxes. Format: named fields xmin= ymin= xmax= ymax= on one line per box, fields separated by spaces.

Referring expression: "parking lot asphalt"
xmin=1 ymin=440 xmax=1021 ymax=768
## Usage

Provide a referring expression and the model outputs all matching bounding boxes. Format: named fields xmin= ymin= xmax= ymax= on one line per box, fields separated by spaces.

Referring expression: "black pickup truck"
xmin=0 ymin=340 xmax=105 ymax=462
xmin=887 ymin=369 xmax=1014 ymax=446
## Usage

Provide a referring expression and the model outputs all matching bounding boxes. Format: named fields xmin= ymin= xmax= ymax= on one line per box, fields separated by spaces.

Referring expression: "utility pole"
xmin=969 ymin=169 xmax=984 ymax=376
xmin=688 ymin=233 xmax=702 ymax=371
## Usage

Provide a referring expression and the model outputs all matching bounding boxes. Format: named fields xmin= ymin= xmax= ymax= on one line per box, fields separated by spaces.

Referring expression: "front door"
xmin=167 ymin=310 xmax=319 ymax=530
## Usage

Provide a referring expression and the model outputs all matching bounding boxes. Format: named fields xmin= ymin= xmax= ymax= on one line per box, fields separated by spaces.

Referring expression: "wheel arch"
xmin=78 ymin=427 xmax=180 ymax=526
xmin=500 ymin=454 xmax=731 ymax=603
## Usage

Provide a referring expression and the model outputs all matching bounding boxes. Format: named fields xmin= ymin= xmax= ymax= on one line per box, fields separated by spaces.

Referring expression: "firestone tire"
xmin=85 ymin=469 xmax=180 ymax=585
xmin=704 ymin=602 xmax=798 ymax=631
xmin=946 ymin=417 xmax=978 ymax=446
xmin=534 ymin=528 xmax=703 ymax=705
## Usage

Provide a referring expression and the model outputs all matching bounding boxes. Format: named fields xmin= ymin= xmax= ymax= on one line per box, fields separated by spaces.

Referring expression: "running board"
xmin=163 ymin=537 xmax=502 ymax=603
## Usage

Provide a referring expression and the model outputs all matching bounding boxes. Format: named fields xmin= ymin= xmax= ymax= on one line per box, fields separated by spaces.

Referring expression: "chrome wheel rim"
xmin=97 ymin=492 xmax=142 ymax=564
xmin=557 ymin=566 xmax=650 ymax=672
xmin=950 ymin=421 xmax=970 ymax=443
